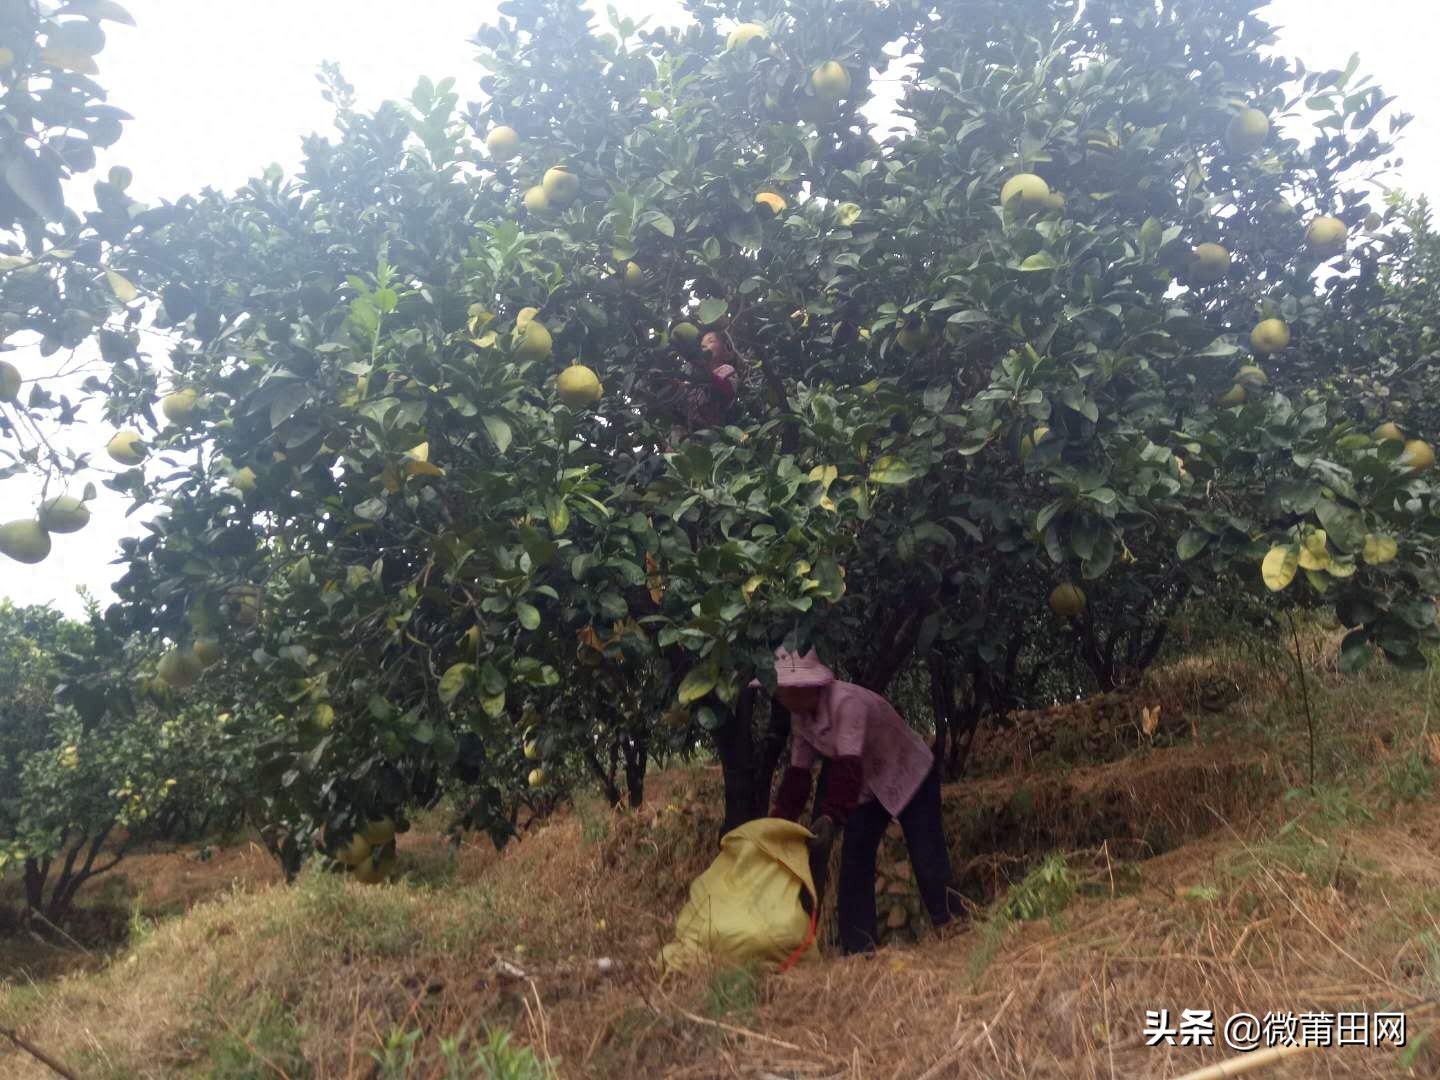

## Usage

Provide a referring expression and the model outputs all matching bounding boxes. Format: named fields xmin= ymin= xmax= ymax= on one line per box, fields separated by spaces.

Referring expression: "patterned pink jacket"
xmin=788 ymin=680 xmax=934 ymax=817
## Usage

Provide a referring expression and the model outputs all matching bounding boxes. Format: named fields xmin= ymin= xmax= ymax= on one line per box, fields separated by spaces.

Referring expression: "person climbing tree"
xmin=659 ymin=329 xmax=742 ymax=446
xmin=768 ymin=647 xmax=958 ymax=955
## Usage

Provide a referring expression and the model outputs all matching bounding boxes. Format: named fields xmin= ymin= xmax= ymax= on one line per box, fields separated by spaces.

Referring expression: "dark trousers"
xmin=836 ymin=768 xmax=955 ymax=955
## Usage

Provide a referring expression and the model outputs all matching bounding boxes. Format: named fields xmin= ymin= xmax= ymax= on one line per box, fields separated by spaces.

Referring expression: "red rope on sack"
xmin=778 ymin=895 xmax=819 ymax=973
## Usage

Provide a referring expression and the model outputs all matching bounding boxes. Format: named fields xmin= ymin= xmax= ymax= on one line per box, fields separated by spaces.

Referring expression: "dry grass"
xmin=4 ymin=641 xmax=1440 ymax=1078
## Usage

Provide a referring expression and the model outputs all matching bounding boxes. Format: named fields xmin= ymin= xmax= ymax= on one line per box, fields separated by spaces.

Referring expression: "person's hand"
xmin=808 ymin=814 xmax=836 ymax=855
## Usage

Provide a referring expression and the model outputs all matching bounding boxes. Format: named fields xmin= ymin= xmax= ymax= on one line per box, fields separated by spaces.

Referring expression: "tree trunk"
xmin=716 ymin=682 xmax=762 ymax=837
xmin=928 ymin=652 xmax=952 ymax=765
xmin=755 ymin=700 xmax=791 ymax=813
xmin=622 ymin=731 xmax=648 ymax=809
xmin=22 ymin=858 xmax=44 ymax=914
xmin=583 ymin=744 xmax=623 ymax=807
xmin=860 ymin=590 xmax=929 ymax=693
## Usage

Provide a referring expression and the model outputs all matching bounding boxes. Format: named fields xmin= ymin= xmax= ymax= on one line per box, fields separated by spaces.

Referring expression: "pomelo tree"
xmin=0 ymin=0 xmax=155 ymax=522
xmin=0 ymin=600 xmax=247 ymax=920
xmin=79 ymin=0 xmax=1439 ymax=855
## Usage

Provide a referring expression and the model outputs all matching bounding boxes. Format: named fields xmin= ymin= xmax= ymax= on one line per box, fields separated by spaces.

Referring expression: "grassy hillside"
xmin=5 ymin=637 xmax=1440 ymax=1078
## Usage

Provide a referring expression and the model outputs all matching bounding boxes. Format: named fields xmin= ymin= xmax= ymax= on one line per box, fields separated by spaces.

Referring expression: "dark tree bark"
xmin=583 ymin=744 xmax=623 ymax=807
xmin=860 ymin=589 xmax=930 ymax=693
xmin=716 ymin=682 xmax=761 ymax=837
xmin=622 ymin=731 xmax=648 ymax=809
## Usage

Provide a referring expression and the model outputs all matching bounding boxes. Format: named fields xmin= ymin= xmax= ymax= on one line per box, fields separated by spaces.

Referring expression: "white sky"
xmin=3 ymin=0 xmax=1436 ymax=617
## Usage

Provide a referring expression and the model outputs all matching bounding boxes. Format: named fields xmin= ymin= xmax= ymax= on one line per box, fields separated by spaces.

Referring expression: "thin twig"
xmin=1284 ymin=610 xmax=1317 ymax=790
xmin=1 ymin=1025 xmax=80 ymax=1080
xmin=25 ymin=910 xmax=92 ymax=957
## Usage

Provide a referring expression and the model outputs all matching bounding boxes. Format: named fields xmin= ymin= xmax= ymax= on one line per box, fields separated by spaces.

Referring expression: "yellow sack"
xmin=661 ymin=817 xmax=819 ymax=974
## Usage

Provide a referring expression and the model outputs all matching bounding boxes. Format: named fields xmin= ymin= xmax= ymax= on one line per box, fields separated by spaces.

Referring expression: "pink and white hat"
xmin=771 ymin=646 xmax=835 ymax=688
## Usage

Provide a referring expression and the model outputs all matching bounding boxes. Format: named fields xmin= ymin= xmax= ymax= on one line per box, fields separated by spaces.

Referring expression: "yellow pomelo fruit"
xmin=39 ymin=495 xmax=90 ymax=533
xmin=1234 ymin=365 xmax=1268 ymax=387
xmin=528 ymin=768 xmax=546 ymax=788
xmin=542 ymin=166 xmax=579 ymax=206
xmin=106 ymin=430 xmax=146 ymax=466
xmin=486 ymin=125 xmax=519 ymax=159
xmin=0 ymin=360 xmax=20 ymax=403
xmin=0 ymin=520 xmax=51 ymax=564
xmin=157 ymin=648 xmax=203 ymax=689
xmin=810 ymin=61 xmax=851 ymax=102
xmin=1250 ymin=318 xmax=1290 ymax=355
xmin=1226 ymin=108 xmax=1270 ymax=154
xmin=335 ymin=833 xmax=371 ymax=867
xmin=1306 ymin=215 xmax=1348 ymax=257
xmin=1189 ymin=243 xmax=1230 ymax=285
xmin=557 ymin=364 xmax=603 ymax=409
xmin=514 ymin=319 xmax=553 ymax=361
xmin=362 ymin=818 xmax=396 ymax=846
xmin=725 ymin=22 xmax=768 ymax=50
xmin=1373 ymin=421 xmax=1404 ymax=443
xmin=624 ymin=261 xmax=643 ymax=287
xmin=231 ymin=466 xmax=257 ymax=493
xmin=754 ymin=191 xmax=787 ymax=215
xmin=522 ymin=185 xmax=549 ymax=213
xmin=515 ymin=306 xmax=540 ymax=331
xmin=161 ymin=388 xmax=199 ymax=426
xmin=524 ymin=739 xmax=541 ymax=761
xmin=314 ymin=703 xmax=335 ymax=729
xmin=1400 ymin=439 xmax=1435 ymax=474
xmin=1217 ymin=384 xmax=1247 ymax=406
xmin=671 ymin=321 xmax=699 ymax=346
xmin=1049 ymin=583 xmax=1086 ymax=618
xmin=1363 ymin=534 xmax=1398 ymax=565
xmin=896 ymin=323 xmax=929 ymax=352
xmin=1041 ymin=191 xmax=1066 ymax=211
xmin=1000 ymin=173 xmax=1050 ymax=211
xmin=192 ymin=638 xmax=222 ymax=668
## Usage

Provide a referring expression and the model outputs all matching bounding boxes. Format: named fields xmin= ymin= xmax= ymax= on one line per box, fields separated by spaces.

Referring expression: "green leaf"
xmin=648 ymin=213 xmax=675 ymax=238
xmin=545 ymin=494 xmax=570 ymax=535
xmin=922 ymin=382 xmax=952 ymax=413
xmin=105 ymin=270 xmax=138 ymax=303
xmin=517 ymin=602 xmax=541 ymax=631
xmin=438 ymin=663 xmax=473 ymax=705
xmin=869 ymin=456 xmax=915 ymax=484
xmin=3 ymin=150 xmax=64 ymax=222
xmin=1314 ymin=498 xmax=1365 ymax=552
xmin=58 ymin=0 xmax=136 ymax=24
xmin=697 ymin=298 xmax=728 ymax=324
xmin=1019 ymin=252 xmax=1060 ymax=272
xmin=480 ymin=691 xmax=506 ymax=718
xmin=1338 ymin=630 xmax=1373 ymax=673
xmin=39 ymin=47 xmax=99 ymax=74
xmin=1176 ymin=528 xmax=1211 ymax=561
xmin=678 ymin=664 xmax=717 ymax=705
xmin=480 ymin=662 xmax=506 ymax=696
xmin=353 ymin=497 xmax=387 ymax=522
xmin=482 ymin=415 xmax=512 ymax=453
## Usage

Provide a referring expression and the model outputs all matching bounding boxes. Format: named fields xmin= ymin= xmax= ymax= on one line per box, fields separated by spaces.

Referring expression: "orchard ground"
xmin=5 ymin=631 xmax=1440 ymax=1079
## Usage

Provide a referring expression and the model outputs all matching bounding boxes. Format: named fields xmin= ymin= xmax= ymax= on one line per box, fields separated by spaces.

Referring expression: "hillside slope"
xmin=4 ymin=654 xmax=1440 ymax=1078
